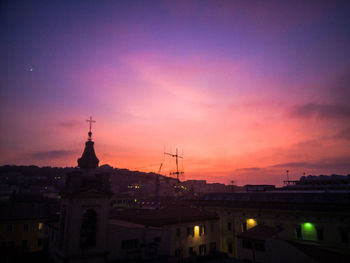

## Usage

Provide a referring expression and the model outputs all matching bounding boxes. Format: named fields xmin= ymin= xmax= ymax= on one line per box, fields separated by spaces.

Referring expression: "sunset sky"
xmin=1 ymin=0 xmax=350 ymax=185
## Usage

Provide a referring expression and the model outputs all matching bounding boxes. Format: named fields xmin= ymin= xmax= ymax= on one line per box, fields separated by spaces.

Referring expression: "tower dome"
xmin=77 ymin=116 xmax=99 ymax=170
xmin=77 ymin=139 xmax=99 ymax=169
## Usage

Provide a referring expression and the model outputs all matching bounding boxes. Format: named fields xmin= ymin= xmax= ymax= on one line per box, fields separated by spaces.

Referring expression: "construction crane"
xmin=164 ymin=148 xmax=184 ymax=181
xmin=157 ymin=163 xmax=163 ymax=174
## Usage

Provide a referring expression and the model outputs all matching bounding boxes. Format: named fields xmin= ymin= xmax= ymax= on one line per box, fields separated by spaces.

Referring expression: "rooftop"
xmin=198 ymin=192 xmax=350 ymax=213
xmin=236 ymin=225 xmax=281 ymax=241
xmin=111 ymin=206 xmax=219 ymax=227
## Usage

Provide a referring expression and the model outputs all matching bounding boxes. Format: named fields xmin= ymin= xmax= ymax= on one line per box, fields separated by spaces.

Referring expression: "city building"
xmin=198 ymin=192 xmax=350 ymax=262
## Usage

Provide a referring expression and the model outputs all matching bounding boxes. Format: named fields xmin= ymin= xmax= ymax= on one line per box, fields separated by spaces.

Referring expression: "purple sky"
xmin=1 ymin=0 xmax=350 ymax=185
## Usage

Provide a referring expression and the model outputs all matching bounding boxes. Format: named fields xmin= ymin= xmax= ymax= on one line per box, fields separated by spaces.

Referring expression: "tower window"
xmin=80 ymin=209 xmax=97 ymax=248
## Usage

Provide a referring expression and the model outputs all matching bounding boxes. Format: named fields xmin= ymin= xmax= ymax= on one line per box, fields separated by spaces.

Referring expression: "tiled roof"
xmin=199 ymin=192 xmax=350 ymax=212
xmin=236 ymin=225 xmax=281 ymax=241
xmin=111 ymin=206 xmax=218 ymax=227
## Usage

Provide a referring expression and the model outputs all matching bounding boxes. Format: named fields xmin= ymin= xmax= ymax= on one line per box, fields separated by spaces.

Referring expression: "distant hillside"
xmin=0 ymin=164 xmax=177 ymax=183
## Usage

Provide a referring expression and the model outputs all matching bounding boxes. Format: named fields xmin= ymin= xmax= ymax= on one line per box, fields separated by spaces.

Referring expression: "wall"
xmin=0 ymin=219 xmax=45 ymax=252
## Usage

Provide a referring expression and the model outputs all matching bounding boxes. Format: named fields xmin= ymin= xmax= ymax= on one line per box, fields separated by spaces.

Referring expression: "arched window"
xmin=80 ymin=209 xmax=97 ymax=248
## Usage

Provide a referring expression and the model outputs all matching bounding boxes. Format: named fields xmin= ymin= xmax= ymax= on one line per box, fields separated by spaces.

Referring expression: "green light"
xmin=303 ymin=222 xmax=313 ymax=230
xmin=302 ymin=222 xmax=316 ymax=240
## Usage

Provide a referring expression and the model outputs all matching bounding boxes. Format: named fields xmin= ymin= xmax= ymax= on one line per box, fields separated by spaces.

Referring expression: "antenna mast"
xmin=164 ymin=148 xmax=184 ymax=181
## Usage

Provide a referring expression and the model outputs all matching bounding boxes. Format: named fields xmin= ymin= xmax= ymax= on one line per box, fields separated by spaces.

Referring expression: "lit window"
xmin=302 ymin=222 xmax=317 ymax=240
xmin=194 ymin=226 xmax=200 ymax=236
xmin=38 ymin=222 xmax=43 ymax=231
xmin=246 ymin=218 xmax=257 ymax=229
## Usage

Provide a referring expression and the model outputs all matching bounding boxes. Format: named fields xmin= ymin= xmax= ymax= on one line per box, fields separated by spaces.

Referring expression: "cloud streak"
xmin=292 ymin=103 xmax=350 ymax=120
xmin=271 ymin=157 xmax=350 ymax=170
xmin=58 ymin=120 xmax=83 ymax=129
xmin=29 ymin=150 xmax=77 ymax=160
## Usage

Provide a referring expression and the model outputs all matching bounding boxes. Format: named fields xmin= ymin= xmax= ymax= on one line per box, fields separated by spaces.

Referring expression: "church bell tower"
xmin=55 ymin=117 xmax=112 ymax=263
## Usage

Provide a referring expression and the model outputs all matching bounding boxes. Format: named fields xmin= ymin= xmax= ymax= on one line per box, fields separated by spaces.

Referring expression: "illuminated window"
xmin=302 ymin=222 xmax=317 ymax=240
xmin=194 ymin=225 xmax=200 ymax=236
xmin=199 ymin=225 xmax=206 ymax=236
xmin=246 ymin=218 xmax=257 ymax=229
xmin=38 ymin=222 xmax=43 ymax=231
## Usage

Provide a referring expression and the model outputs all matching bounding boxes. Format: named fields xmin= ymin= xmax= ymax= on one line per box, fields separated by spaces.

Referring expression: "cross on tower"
xmin=86 ymin=116 xmax=96 ymax=140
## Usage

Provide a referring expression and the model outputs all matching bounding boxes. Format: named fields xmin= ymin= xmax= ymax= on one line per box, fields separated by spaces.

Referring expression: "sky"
xmin=1 ymin=0 xmax=350 ymax=185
